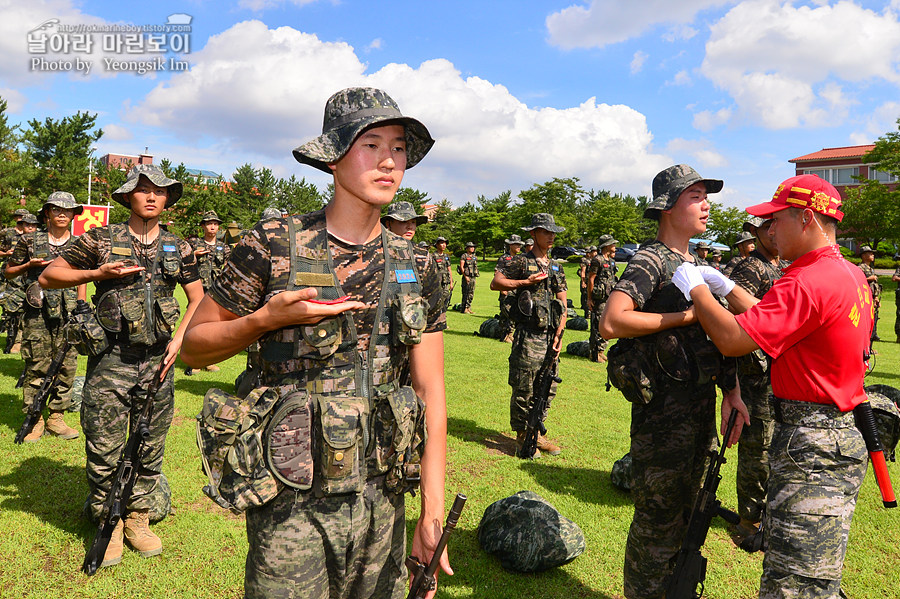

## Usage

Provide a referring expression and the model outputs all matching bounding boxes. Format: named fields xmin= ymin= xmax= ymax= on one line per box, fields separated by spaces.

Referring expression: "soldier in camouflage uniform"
xmin=672 ymin=174 xmax=871 ymax=599
xmin=432 ymin=236 xmax=454 ymax=312
xmin=892 ymin=265 xmax=900 ymax=341
xmin=858 ymin=246 xmax=881 ymax=346
xmin=4 ymin=193 xmax=85 ymax=442
xmin=598 ymin=165 xmax=739 ymax=599
xmin=578 ymin=246 xmax=596 ymax=318
xmin=381 ymin=200 xmax=427 ymax=242
xmin=708 ymin=248 xmax=723 ymax=271
xmin=722 ymin=227 xmax=757 ymax=277
xmin=180 ymin=87 xmax=451 ymax=599
xmin=693 ymin=239 xmax=711 ymax=266
xmin=459 ymin=241 xmax=478 ymax=313
xmin=586 ymin=235 xmax=617 ymax=363
xmin=496 ymin=234 xmax=524 ymax=343
xmin=1 ymin=209 xmax=37 ymax=353
xmin=727 ymin=217 xmax=788 ymax=543
xmin=491 ymin=213 xmax=567 ymax=458
xmin=186 ymin=210 xmax=230 ymax=375
xmin=40 ymin=165 xmax=204 ymax=568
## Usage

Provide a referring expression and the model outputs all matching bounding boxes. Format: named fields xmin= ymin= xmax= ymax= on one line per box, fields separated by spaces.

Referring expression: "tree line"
xmin=2 ymin=98 xmax=898 ymax=257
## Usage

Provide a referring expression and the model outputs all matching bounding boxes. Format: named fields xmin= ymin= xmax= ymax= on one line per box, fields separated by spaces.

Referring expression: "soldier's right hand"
xmin=97 ymin=261 xmax=144 ymax=279
xmin=260 ymin=288 xmax=366 ymax=330
xmin=526 ymin=272 xmax=548 ymax=285
xmin=194 ymin=247 xmax=209 ymax=255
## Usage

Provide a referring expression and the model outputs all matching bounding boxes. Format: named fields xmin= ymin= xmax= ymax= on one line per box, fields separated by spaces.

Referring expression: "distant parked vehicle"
xmin=614 ymin=244 xmax=638 ymax=262
xmin=551 ymin=246 xmax=583 ymax=260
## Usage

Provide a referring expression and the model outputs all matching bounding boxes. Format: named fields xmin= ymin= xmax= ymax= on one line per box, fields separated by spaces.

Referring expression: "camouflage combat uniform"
xmin=8 ymin=232 xmax=79 ymax=412
xmin=432 ymin=249 xmax=453 ymax=311
xmin=579 ymin=254 xmax=591 ymax=317
xmin=1 ymin=226 xmax=27 ymax=352
xmin=615 ymin=242 xmax=735 ymax=599
xmin=62 ymin=223 xmax=199 ymax=520
xmin=209 ymin=211 xmax=445 ymax=599
xmin=496 ymin=251 xmax=516 ymax=340
xmin=729 ymin=249 xmax=787 ymax=525
xmin=858 ymin=261 xmax=880 ymax=343
xmin=894 ymin=265 xmax=900 ymax=340
xmin=189 ymin=237 xmax=230 ymax=291
xmin=460 ymin=251 xmax=478 ymax=312
xmin=501 ymin=251 xmax=566 ymax=432
xmin=587 ymin=253 xmax=616 ymax=362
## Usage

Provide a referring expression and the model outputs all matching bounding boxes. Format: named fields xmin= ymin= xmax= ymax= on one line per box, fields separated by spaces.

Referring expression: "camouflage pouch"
xmin=314 ymin=395 xmax=367 ymax=495
xmin=196 ymin=383 xmax=292 ymax=513
xmin=95 ymin=290 xmax=123 ymax=332
xmin=25 ymin=282 xmax=44 ymax=310
xmin=43 ymin=288 xmax=64 ymax=321
xmin=738 ymin=348 xmax=769 ymax=378
xmin=265 ymin=390 xmax=314 ymax=491
xmin=864 ymin=387 xmax=900 ymax=462
xmin=299 ymin=316 xmax=344 ymax=359
xmin=371 ymin=385 xmax=427 ymax=495
xmin=64 ymin=307 xmax=109 ymax=356
xmin=4 ymin=287 xmax=25 ymax=312
xmin=606 ymin=337 xmax=655 ymax=404
xmin=154 ymin=296 xmax=181 ymax=340
xmin=392 ymin=293 xmax=426 ymax=345
xmin=654 ymin=325 xmax=722 ymax=385
xmin=120 ymin=293 xmax=155 ymax=346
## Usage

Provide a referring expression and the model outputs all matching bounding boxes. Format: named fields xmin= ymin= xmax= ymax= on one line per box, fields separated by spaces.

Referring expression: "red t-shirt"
xmin=735 ymin=245 xmax=872 ymax=412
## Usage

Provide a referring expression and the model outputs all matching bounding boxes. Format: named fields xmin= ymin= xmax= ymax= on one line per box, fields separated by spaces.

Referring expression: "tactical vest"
xmin=249 ymin=210 xmax=427 ymax=498
xmin=92 ymin=223 xmax=183 ymax=348
xmin=23 ymin=231 xmax=77 ymax=321
xmin=433 ymin=252 xmax=452 ymax=286
xmin=509 ymin=253 xmax=562 ymax=331
xmin=461 ymin=253 xmax=478 ymax=277
xmin=196 ymin=238 xmax=229 ymax=288
xmin=590 ymin=256 xmax=617 ymax=303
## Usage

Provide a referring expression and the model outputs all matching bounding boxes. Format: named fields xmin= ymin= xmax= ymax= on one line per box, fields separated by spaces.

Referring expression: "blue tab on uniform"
xmin=551 ymin=264 xmax=559 ymax=271
xmin=163 ymin=245 xmax=177 ymax=252
xmin=395 ymin=269 xmax=417 ymax=283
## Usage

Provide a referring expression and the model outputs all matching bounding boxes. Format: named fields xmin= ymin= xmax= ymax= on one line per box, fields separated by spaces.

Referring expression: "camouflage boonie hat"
xmin=200 ymin=210 xmax=222 ymax=223
xmin=521 ymin=213 xmax=565 ymax=233
xmin=293 ymin=87 xmax=434 ymax=174
xmin=465 ymin=241 xmax=475 ymax=248
xmin=505 ymin=234 xmax=524 ymax=245
xmin=478 ymin=490 xmax=586 ymax=573
xmin=112 ymin=165 xmax=183 ymax=209
xmin=734 ymin=231 xmax=756 ymax=245
xmin=40 ymin=191 xmax=83 ymax=224
xmin=261 ymin=207 xmax=282 ymax=220
xmin=610 ymin=452 xmax=633 ymax=492
xmin=598 ymin=234 xmax=618 ymax=249
xmin=226 ymin=221 xmax=241 ymax=232
xmin=645 ymin=164 xmax=723 ymax=220
xmin=435 ymin=236 xmax=447 ymax=243
xmin=587 ymin=245 xmax=597 ymax=252
xmin=382 ymin=201 xmax=428 ymax=225
xmin=13 ymin=208 xmax=31 ymax=218
xmin=695 ymin=240 xmax=710 ymax=250
xmin=859 ymin=245 xmax=875 ymax=255
xmin=417 ymin=240 xmax=428 ymax=248
xmin=742 ymin=216 xmax=763 ymax=232
xmin=21 ymin=213 xmax=39 ymax=225
xmin=710 ymin=249 xmax=722 ymax=257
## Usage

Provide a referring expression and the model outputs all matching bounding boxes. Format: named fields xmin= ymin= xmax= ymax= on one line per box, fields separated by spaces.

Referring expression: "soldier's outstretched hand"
xmin=260 ymin=288 xmax=366 ymax=330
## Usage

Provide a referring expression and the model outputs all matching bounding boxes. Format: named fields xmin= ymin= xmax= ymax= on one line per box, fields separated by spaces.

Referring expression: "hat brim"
xmin=521 ymin=224 xmax=566 ymax=233
xmin=644 ymin=178 xmax=724 ymax=220
xmin=40 ymin=202 xmax=83 ymax=224
xmin=382 ymin=214 xmax=429 ymax=225
xmin=200 ymin=217 xmax=223 ymax=223
xmin=112 ymin=173 xmax=183 ymax=209
xmin=293 ymin=116 xmax=434 ymax=175
xmin=599 ymin=239 xmax=619 ymax=249
xmin=745 ymin=201 xmax=791 ymax=219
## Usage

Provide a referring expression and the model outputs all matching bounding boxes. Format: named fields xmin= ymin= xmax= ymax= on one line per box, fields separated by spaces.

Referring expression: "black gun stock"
xmin=666 ymin=409 xmax=740 ymax=599
xmin=406 ymin=493 xmax=467 ymax=599
xmin=82 ymin=359 xmax=166 ymax=575
xmin=518 ymin=325 xmax=562 ymax=460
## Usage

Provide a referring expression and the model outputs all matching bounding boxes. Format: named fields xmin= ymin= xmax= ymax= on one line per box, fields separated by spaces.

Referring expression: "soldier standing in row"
xmin=4 ymin=193 xmax=85 ymax=442
xmin=722 ymin=225 xmax=757 ymax=277
xmin=578 ymin=246 xmax=596 ymax=318
xmin=40 ymin=164 xmax=204 ymax=568
xmin=708 ymin=249 xmax=723 ymax=271
xmin=180 ymin=87 xmax=451 ymax=599
xmin=432 ymin=236 xmax=454 ymax=311
xmin=1 ymin=209 xmax=37 ymax=354
xmin=892 ymin=264 xmax=900 ymax=342
xmin=186 ymin=210 xmax=230 ymax=375
xmin=858 ymin=245 xmax=881 ymax=346
xmin=491 ymin=213 xmax=567 ymax=459
xmin=381 ymin=200 xmax=427 ymax=242
xmin=586 ymin=235 xmax=617 ymax=363
xmin=459 ymin=241 xmax=478 ymax=313
xmin=496 ymin=234 xmax=524 ymax=343
xmin=727 ymin=216 xmax=788 ymax=544
xmin=598 ymin=165 xmax=739 ymax=599
xmin=693 ymin=240 xmax=711 ymax=266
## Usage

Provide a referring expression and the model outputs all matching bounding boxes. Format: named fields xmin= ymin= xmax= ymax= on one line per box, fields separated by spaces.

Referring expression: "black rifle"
xmin=16 ymin=368 xmax=25 ymax=388
xmin=14 ymin=300 xmax=92 ymax=444
xmin=406 ymin=493 xmax=467 ymax=599
xmin=518 ymin=306 xmax=563 ymax=459
xmin=82 ymin=358 xmax=166 ymax=576
xmin=666 ymin=409 xmax=741 ymax=599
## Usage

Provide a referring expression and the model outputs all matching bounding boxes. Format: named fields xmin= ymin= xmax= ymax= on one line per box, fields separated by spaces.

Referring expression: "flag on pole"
xmin=72 ymin=205 xmax=110 ymax=236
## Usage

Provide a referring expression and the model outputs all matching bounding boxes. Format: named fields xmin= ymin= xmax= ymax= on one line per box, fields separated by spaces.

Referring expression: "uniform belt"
xmin=773 ymin=397 xmax=855 ymax=429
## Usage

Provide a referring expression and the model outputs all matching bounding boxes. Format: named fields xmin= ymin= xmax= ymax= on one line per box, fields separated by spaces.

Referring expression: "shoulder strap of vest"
xmin=285 ymin=210 xmax=344 ymax=301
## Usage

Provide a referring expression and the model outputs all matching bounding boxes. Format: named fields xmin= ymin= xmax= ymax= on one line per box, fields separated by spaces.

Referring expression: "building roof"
xmin=789 ymin=145 xmax=875 ymax=163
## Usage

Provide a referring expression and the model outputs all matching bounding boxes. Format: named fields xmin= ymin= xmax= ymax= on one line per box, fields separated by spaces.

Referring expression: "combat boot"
xmin=23 ymin=416 xmax=44 ymax=443
xmin=46 ymin=411 xmax=79 ymax=440
xmin=100 ymin=519 xmax=124 ymax=568
xmin=537 ymin=434 xmax=561 ymax=456
xmin=124 ymin=509 xmax=162 ymax=557
xmin=515 ymin=431 xmax=540 ymax=459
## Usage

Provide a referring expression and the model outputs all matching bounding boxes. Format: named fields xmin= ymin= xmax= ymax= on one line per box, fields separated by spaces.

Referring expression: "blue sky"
xmin=3 ymin=0 xmax=900 ymax=211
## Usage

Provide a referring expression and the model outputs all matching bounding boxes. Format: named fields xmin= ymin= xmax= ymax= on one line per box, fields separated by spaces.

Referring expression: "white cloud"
xmin=700 ymin=0 xmax=900 ymax=129
xmin=662 ymin=24 xmax=698 ymax=42
xmin=127 ymin=20 xmax=672 ymax=203
xmin=238 ymin=0 xmax=322 ymax=10
xmin=546 ymin=0 xmax=733 ymax=49
xmin=0 ymin=87 xmax=27 ymax=113
xmin=366 ymin=38 xmax=383 ymax=52
xmin=693 ymin=107 xmax=731 ymax=131
xmin=849 ymin=100 xmax=900 ymax=145
xmin=668 ymin=70 xmax=692 ymax=86
xmin=664 ymin=137 xmax=727 ymax=168
xmin=102 ymin=123 xmax=133 ymax=141
xmin=630 ymin=51 xmax=648 ymax=74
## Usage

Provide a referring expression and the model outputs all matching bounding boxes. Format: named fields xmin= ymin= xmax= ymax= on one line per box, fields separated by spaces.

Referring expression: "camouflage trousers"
xmin=894 ymin=291 xmax=900 ymax=340
xmin=759 ymin=399 xmax=866 ymax=599
xmin=580 ymin=284 xmax=588 ymax=317
xmin=21 ymin=310 xmax=77 ymax=412
xmin=589 ymin=301 xmax=609 ymax=361
xmin=498 ymin=293 xmax=514 ymax=339
xmin=81 ymin=341 xmax=175 ymax=520
xmin=460 ymin=276 xmax=475 ymax=312
xmin=244 ymin=477 xmax=407 ymax=599
xmin=736 ymin=375 xmax=775 ymax=523
xmin=624 ymin=381 xmax=717 ymax=599
xmin=508 ymin=327 xmax=558 ymax=432
xmin=440 ymin=282 xmax=452 ymax=312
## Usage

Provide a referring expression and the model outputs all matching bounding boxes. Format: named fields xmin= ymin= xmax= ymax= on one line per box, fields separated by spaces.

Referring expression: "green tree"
xmin=840 ymin=181 xmax=900 ymax=247
xmin=864 ymin=117 xmax=900 ymax=177
xmin=273 ymin=175 xmax=324 ymax=216
xmin=579 ymin=189 xmax=647 ymax=245
xmin=706 ymin=202 xmax=746 ymax=249
xmin=515 ymin=178 xmax=584 ymax=246
xmin=0 ymin=97 xmax=28 ymax=225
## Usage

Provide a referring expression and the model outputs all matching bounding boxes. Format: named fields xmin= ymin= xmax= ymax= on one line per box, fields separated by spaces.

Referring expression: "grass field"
xmin=0 ymin=260 xmax=898 ymax=599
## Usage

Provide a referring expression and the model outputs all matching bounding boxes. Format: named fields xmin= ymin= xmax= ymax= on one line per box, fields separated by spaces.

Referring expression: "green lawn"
xmin=0 ymin=261 xmax=897 ymax=599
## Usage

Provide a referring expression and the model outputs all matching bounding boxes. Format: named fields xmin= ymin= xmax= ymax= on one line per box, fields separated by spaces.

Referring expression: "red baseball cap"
xmin=746 ymin=174 xmax=844 ymax=221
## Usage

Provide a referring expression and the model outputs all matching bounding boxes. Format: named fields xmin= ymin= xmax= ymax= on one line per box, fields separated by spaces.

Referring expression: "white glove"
xmin=672 ymin=262 xmax=707 ymax=301
xmin=697 ymin=265 xmax=736 ymax=296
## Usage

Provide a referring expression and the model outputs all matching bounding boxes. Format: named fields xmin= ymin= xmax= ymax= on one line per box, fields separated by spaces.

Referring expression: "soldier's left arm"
xmin=161 ymin=279 xmax=205 ymax=379
xmin=408 ymin=331 xmax=452 ymax=591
